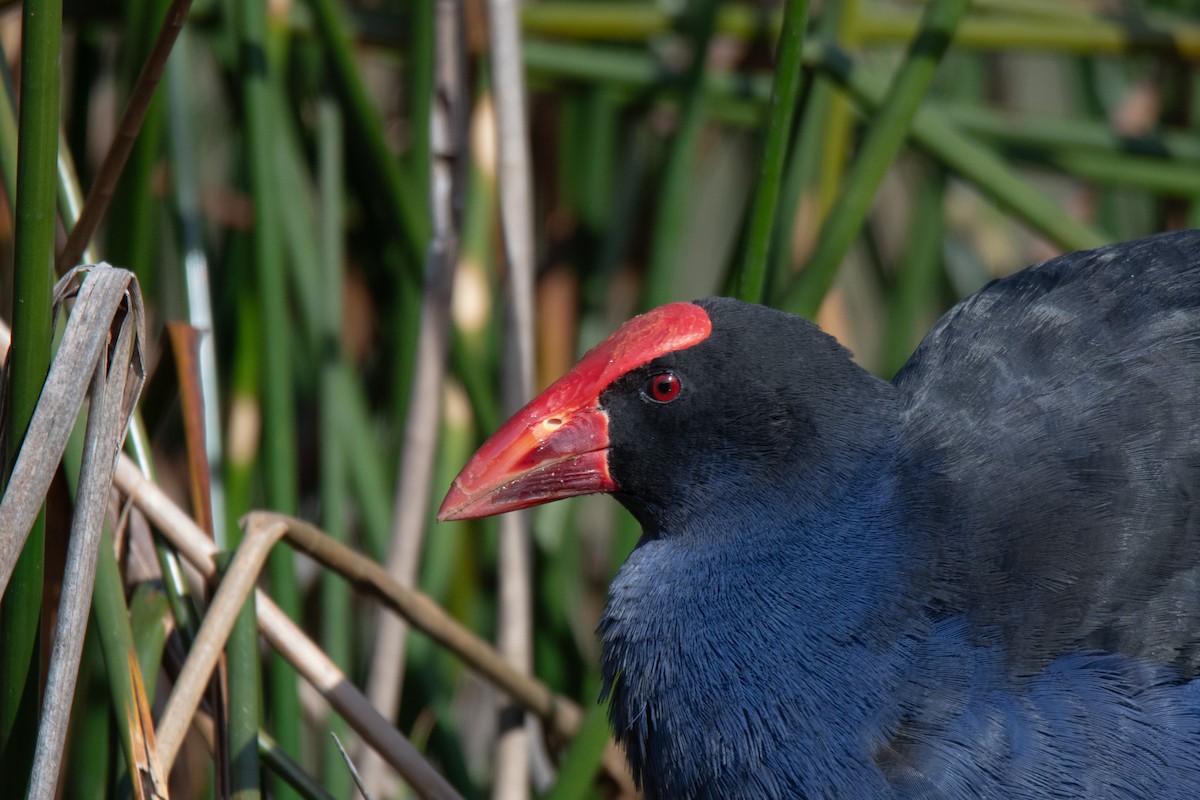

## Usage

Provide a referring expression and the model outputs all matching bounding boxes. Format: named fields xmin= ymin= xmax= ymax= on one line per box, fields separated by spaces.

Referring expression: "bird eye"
xmin=643 ymin=372 xmax=682 ymax=403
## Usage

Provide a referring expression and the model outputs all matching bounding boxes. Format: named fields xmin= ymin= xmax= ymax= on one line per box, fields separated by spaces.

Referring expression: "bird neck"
xmin=600 ymin=463 xmax=921 ymax=798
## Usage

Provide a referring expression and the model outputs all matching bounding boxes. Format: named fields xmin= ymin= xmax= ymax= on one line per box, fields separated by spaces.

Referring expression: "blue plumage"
xmin=442 ymin=231 xmax=1200 ymax=798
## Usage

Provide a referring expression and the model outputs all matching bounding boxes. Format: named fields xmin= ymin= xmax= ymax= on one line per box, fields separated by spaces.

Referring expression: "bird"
xmin=438 ymin=230 xmax=1200 ymax=799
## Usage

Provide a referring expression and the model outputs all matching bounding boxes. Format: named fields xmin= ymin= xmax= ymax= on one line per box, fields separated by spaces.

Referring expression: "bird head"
xmin=439 ymin=297 xmax=893 ymax=534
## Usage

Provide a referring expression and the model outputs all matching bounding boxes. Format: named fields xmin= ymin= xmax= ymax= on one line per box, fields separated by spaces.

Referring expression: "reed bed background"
xmin=1 ymin=0 xmax=1197 ymax=797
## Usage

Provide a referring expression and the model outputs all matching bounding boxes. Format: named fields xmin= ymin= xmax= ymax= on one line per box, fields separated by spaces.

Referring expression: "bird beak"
xmin=437 ymin=391 xmax=614 ymax=521
xmin=437 ymin=300 xmax=713 ymax=521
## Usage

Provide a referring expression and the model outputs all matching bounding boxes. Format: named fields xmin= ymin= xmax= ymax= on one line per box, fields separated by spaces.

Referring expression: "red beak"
xmin=437 ymin=396 xmax=614 ymax=521
xmin=437 ymin=301 xmax=713 ymax=521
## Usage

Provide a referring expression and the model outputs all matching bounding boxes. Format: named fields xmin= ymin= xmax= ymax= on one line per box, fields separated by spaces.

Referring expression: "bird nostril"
xmin=544 ymin=417 xmax=563 ymax=429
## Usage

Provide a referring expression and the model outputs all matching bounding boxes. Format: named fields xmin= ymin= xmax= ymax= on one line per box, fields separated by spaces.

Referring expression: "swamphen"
xmin=439 ymin=231 xmax=1200 ymax=798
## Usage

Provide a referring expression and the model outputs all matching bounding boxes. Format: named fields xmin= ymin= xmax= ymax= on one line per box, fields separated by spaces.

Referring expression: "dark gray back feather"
xmin=894 ymin=230 xmax=1200 ymax=676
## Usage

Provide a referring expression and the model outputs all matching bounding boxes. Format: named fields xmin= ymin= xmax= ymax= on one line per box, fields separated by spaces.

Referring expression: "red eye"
xmin=644 ymin=372 xmax=682 ymax=403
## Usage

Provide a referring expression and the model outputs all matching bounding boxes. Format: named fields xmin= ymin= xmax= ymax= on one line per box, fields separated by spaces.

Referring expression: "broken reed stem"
xmin=156 ymin=517 xmax=287 ymax=771
xmin=254 ymin=511 xmax=636 ymax=795
xmin=263 ymin=512 xmax=582 ymax=736
xmin=112 ymin=460 xmax=463 ymax=800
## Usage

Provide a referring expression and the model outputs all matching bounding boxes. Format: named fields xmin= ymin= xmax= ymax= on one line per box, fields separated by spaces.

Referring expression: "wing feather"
xmin=894 ymin=230 xmax=1200 ymax=675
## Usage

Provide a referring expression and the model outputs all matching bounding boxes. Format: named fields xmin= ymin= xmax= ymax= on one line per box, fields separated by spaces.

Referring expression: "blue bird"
xmin=439 ymin=230 xmax=1200 ymax=798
